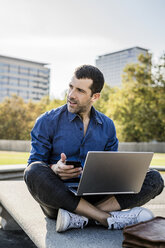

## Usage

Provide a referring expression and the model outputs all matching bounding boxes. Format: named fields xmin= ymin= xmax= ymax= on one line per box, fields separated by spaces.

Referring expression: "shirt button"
xmin=80 ymin=128 xmax=83 ymax=130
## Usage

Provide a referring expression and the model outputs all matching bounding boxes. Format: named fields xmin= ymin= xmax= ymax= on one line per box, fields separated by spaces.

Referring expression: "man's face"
xmin=67 ymin=76 xmax=95 ymax=116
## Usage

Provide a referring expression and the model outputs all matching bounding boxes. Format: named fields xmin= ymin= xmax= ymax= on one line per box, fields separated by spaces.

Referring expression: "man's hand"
xmin=50 ymin=153 xmax=82 ymax=180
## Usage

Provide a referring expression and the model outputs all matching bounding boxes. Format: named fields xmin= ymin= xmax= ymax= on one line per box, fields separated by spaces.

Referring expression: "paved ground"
xmin=0 ymin=227 xmax=36 ymax=248
xmin=0 ymin=173 xmax=164 ymax=248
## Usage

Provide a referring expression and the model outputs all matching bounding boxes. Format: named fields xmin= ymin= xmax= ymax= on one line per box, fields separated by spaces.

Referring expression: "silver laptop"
xmin=65 ymin=151 xmax=153 ymax=196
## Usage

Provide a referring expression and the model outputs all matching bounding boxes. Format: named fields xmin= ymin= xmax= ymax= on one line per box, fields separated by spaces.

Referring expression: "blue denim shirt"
xmin=28 ymin=104 xmax=118 ymax=167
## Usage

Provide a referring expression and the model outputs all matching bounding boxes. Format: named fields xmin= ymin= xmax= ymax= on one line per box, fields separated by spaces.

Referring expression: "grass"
xmin=150 ymin=153 xmax=165 ymax=166
xmin=0 ymin=151 xmax=29 ymax=165
xmin=0 ymin=151 xmax=165 ymax=166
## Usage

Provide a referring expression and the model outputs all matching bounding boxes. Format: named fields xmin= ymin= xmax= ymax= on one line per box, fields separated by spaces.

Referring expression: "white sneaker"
xmin=56 ymin=208 xmax=88 ymax=232
xmin=107 ymin=207 xmax=154 ymax=230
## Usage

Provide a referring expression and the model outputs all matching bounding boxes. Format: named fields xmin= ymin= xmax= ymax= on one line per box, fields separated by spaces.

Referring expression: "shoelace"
xmin=68 ymin=213 xmax=87 ymax=229
xmin=109 ymin=214 xmax=138 ymax=229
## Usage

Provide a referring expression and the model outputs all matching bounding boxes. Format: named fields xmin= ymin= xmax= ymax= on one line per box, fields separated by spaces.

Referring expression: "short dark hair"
xmin=74 ymin=65 xmax=104 ymax=95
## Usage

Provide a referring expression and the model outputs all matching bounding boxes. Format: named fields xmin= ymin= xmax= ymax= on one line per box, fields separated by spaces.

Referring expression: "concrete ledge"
xmin=0 ymin=173 xmax=24 ymax=180
xmin=118 ymin=142 xmax=165 ymax=153
xmin=0 ymin=140 xmax=31 ymax=152
xmin=0 ymin=164 xmax=164 ymax=181
xmin=150 ymin=166 xmax=165 ymax=172
xmin=0 ymin=181 xmax=123 ymax=248
xmin=0 ymin=164 xmax=26 ymax=173
xmin=1 ymin=140 xmax=165 ymax=153
xmin=0 ymin=164 xmax=26 ymax=180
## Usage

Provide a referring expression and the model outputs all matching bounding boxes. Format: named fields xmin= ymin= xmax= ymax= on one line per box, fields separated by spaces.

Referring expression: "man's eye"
xmin=78 ymin=88 xmax=84 ymax=93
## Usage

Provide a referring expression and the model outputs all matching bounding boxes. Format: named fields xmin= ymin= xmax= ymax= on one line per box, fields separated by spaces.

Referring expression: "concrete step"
xmin=0 ymin=164 xmax=26 ymax=180
xmin=0 ymin=164 xmax=26 ymax=173
xmin=0 ymin=181 xmax=123 ymax=248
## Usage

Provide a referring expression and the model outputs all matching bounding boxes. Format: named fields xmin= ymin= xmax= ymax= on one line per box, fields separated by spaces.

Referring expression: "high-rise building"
xmin=0 ymin=55 xmax=50 ymax=102
xmin=96 ymin=47 xmax=148 ymax=87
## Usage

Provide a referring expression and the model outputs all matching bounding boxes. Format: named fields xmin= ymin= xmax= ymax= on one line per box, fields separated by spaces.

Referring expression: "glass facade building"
xmin=96 ymin=47 xmax=148 ymax=87
xmin=0 ymin=55 xmax=50 ymax=102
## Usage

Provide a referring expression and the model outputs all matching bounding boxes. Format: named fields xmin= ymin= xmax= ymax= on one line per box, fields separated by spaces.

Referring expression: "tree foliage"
xmin=105 ymin=52 xmax=165 ymax=141
xmin=93 ymin=83 xmax=114 ymax=113
xmin=0 ymin=52 xmax=164 ymax=141
xmin=0 ymin=95 xmax=65 ymax=140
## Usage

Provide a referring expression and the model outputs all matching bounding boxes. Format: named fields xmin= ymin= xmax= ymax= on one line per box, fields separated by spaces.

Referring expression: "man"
xmin=24 ymin=65 xmax=164 ymax=232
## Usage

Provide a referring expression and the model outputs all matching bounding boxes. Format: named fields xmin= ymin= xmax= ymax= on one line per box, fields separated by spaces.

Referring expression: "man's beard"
xmin=67 ymin=98 xmax=91 ymax=115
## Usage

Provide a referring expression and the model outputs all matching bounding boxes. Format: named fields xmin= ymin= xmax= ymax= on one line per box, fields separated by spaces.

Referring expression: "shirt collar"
xmin=67 ymin=105 xmax=103 ymax=125
xmin=91 ymin=106 xmax=103 ymax=125
xmin=68 ymin=110 xmax=78 ymax=122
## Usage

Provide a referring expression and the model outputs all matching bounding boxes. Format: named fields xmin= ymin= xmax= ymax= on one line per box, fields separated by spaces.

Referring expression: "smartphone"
xmin=66 ymin=160 xmax=82 ymax=168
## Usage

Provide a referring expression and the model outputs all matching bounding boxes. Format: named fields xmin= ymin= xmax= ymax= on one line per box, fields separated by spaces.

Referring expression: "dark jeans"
xmin=24 ymin=161 xmax=164 ymax=219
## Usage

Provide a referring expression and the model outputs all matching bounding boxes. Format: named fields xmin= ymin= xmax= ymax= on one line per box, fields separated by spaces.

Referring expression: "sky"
xmin=0 ymin=0 xmax=164 ymax=99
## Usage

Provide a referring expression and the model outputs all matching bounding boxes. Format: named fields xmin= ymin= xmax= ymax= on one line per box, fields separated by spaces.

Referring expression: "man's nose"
xmin=69 ymin=88 xmax=76 ymax=98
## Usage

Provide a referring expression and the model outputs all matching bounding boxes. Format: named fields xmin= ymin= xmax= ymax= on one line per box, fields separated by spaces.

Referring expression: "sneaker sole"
xmin=56 ymin=209 xmax=68 ymax=232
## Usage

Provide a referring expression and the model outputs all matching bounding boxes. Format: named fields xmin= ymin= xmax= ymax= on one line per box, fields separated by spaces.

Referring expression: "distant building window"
xmin=19 ymin=66 xmax=29 ymax=76
xmin=0 ymin=56 xmax=50 ymax=102
xmin=29 ymin=68 xmax=38 ymax=76
xmin=0 ymin=63 xmax=9 ymax=72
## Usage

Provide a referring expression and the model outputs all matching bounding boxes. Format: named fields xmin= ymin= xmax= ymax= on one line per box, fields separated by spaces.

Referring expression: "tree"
xmin=106 ymin=53 xmax=165 ymax=142
xmin=0 ymin=95 xmax=28 ymax=140
xmin=94 ymin=83 xmax=113 ymax=113
xmin=0 ymin=54 xmax=164 ymax=142
xmin=0 ymin=95 xmax=66 ymax=140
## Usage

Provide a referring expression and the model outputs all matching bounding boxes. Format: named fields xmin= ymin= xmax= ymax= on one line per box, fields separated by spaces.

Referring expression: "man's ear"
xmin=91 ymin=93 xmax=100 ymax=102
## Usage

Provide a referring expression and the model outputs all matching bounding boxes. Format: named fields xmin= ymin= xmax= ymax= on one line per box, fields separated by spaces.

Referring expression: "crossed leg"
xmin=24 ymin=162 xmax=164 ymax=230
xmin=75 ymin=196 xmax=121 ymax=227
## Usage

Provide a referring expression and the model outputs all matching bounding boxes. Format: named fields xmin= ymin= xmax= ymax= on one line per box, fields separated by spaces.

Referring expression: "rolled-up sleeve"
xmin=28 ymin=114 xmax=53 ymax=164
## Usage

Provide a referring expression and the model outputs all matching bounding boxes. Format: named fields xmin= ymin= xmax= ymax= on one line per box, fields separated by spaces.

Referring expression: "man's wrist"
xmin=50 ymin=164 xmax=58 ymax=175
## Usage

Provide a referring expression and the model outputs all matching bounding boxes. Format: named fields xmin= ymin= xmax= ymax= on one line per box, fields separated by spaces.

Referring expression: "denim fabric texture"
xmin=24 ymin=162 xmax=164 ymax=219
xmin=25 ymin=104 xmax=164 ymax=220
xmin=28 ymin=104 xmax=118 ymax=165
